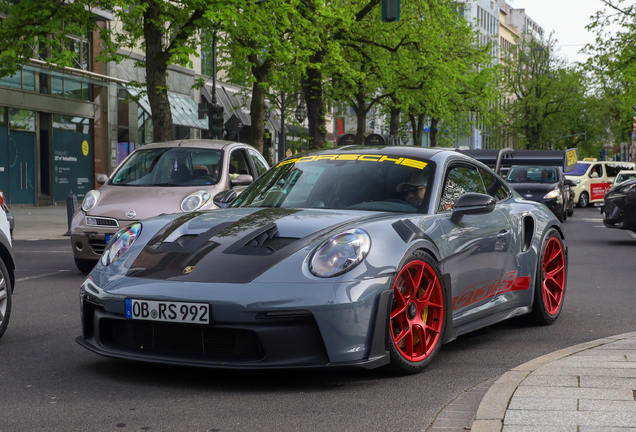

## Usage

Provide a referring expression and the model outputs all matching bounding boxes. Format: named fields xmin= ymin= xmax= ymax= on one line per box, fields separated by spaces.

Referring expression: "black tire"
xmin=388 ymin=251 xmax=447 ymax=375
xmin=532 ymin=228 xmax=566 ymax=325
xmin=0 ymin=258 xmax=13 ymax=340
xmin=75 ymin=258 xmax=98 ymax=274
xmin=577 ymin=191 xmax=589 ymax=208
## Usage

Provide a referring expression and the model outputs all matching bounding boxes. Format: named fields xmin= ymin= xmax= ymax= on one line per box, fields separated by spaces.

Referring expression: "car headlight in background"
xmin=101 ymin=223 xmax=142 ymax=267
xmin=181 ymin=190 xmax=211 ymax=212
xmin=309 ymin=229 xmax=371 ymax=278
xmin=543 ymin=189 xmax=560 ymax=200
xmin=82 ymin=190 xmax=100 ymax=212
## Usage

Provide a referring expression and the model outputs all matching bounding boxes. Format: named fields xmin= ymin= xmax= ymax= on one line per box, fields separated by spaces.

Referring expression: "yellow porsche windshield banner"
xmin=276 ymin=154 xmax=428 ymax=170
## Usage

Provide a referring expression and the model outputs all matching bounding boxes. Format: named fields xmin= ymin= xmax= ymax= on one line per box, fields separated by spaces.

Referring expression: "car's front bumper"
xmin=77 ymin=275 xmax=394 ymax=369
xmin=70 ymin=211 xmax=130 ymax=261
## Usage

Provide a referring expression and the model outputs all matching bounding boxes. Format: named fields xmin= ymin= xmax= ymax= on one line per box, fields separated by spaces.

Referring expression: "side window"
xmin=478 ymin=167 xmax=510 ymax=201
xmin=439 ymin=165 xmax=486 ymax=212
xmin=229 ymin=150 xmax=252 ymax=178
xmin=248 ymin=149 xmax=269 ymax=177
xmin=589 ymin=164 xmax=603 ymax=178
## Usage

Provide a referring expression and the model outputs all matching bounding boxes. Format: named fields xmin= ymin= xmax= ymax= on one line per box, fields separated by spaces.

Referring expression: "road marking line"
xmin=16 ymin=270 xmax=72 ymax=282
xmin=582 ymin=218 xmax=603 ymax=222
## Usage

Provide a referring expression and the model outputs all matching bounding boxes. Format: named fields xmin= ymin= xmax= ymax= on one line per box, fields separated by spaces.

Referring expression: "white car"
xmin=564 ymin=161 xmax=636 ymax=207
xmin=0 ymin=189 xmax=15 ymax=339
xmin=611 ymin=170 xmax=636 ymax=186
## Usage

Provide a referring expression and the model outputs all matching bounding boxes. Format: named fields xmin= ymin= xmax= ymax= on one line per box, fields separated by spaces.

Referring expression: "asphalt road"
xmin=1 ymin=207 xmax=635 ymax=432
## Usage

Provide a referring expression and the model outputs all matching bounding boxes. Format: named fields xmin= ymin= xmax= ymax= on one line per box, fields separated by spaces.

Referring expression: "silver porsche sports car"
xmin=77 ymin=146 xmax=568 ymax=374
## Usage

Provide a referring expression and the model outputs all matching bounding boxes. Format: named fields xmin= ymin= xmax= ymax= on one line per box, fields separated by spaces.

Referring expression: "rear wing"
xmin=461 ymin=148 xmax=579 ymax=175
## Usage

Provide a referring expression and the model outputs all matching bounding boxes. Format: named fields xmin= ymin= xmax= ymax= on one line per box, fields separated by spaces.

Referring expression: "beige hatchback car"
xmin=70 ymin=139 xmax=269 ymax=273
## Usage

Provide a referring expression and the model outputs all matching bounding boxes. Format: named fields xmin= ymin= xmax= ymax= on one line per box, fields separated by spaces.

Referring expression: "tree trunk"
xmin=430 ymin=118 xmax=439 ymax=147
xmin=250 ymin=82 xmax=266 ymax=155
xmin=302 ymin=57 xmax=326 ymax=150
xmin=389 ymin=106 xmax=400 ymax=136
xmin=409 ymin=113 xmax=426 ymax=147
xmin=354 ymin=92 xmax=366 ymax=145
xmin=144 ymin=5 xmax=172 ymax=143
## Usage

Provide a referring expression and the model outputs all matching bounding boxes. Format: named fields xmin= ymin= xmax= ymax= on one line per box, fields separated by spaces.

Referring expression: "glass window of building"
xmin=9 ymin=109 xmax=36 ymax=131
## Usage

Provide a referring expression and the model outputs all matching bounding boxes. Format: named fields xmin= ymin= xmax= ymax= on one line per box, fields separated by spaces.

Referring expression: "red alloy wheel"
xmin=390 ymin=260 xmax=444 ymax=362
xmin=541 ymin=237 xmax=566 ymax=315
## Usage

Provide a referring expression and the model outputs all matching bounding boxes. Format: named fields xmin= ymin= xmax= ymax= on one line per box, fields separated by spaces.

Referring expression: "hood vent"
xmin=224 ymin=223 xmax=299 ymax=256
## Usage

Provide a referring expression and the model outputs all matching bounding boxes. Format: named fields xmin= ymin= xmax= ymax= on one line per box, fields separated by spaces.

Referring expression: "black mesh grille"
xmin=87 ymin=217 xmax=119 ymax=227
xmin=89 ymin=239 xmax=107 ymax=254
xmin=101 ymin=319 xmax=263 ymax=360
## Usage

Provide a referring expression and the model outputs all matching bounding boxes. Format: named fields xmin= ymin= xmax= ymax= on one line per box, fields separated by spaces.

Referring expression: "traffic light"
xmin=381 ymin=0 xmax=400 ymax=22
xmin=597 ymin=149 xmax=604 ymax=161
xmin=209 ymin=104 xmax=224 ymax=139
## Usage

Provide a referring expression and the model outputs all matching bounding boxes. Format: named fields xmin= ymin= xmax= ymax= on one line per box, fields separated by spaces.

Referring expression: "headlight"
xmin=543 ymin=189 xmax=560 ymax=199
xmin=309 ymin=229 xmax=371 ymax=278
xmin=82 ymin=190 xmax=100 ymax=212
xmin=101 ymin=223 xmax=142 ymax=267
xmin=181 ymin=190 xmax=211 ymax=212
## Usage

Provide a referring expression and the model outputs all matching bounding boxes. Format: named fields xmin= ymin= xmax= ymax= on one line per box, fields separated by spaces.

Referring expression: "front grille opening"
xmin=86 ymin=217 xmax=119 ymax=227
xmin=100 ymin=319 xmax=263 ymax=360
xmin=89 ymin=239 xmax=107 ymax=254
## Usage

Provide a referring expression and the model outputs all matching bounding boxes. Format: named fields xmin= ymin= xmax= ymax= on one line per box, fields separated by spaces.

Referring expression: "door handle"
xmin=497 ymin=229 xmax=510 ymax=239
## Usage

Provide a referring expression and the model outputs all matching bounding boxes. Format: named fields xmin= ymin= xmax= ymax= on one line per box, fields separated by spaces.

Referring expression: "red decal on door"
xmin=452 ymin=272 xmax=531 ymax=310
xmin=590 ymin=183 xmax=611 ymax=201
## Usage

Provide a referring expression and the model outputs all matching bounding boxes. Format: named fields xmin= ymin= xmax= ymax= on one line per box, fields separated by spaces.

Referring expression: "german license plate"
xmin=125 ymin=299 xmax=210 ymax=324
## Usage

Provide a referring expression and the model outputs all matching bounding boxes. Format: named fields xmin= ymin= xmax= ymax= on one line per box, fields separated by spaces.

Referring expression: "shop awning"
xmin=127 ymin=88 xmax=208 ymax=129
xmin=202 ymin=83 xmax=281 ymax=133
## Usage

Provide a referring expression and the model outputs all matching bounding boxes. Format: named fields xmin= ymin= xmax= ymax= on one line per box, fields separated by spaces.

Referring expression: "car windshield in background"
xmin=111 ymin=148 xmax=224 ymax=187
xmin=561 ymin=163 xmax=590 ymax=176
xmin=507 ymin=166 xmax=558 ymax=183
xmin=616 ymin=173 xmax=636 ymax=183
xmin=232 ymin=153 xmax=433 ymax=213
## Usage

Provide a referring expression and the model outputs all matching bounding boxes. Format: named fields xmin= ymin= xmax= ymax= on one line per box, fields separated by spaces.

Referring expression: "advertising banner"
xmin=53 ymin=130 xmax=93 ymax=202
xmin=590 ymin=182 xmax=611 ymax=201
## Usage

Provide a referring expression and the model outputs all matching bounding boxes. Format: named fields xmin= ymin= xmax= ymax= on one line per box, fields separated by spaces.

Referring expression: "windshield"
xmin=561 ymin=163 xmax=590 ymax=177
xmin=232 ymin=153 xmax=433 ymax=213
xmin=616 ymin=173 xmax=636 ymax=184
xmin=111 ymin=147 xmax=224 ymax=186
xmin=507 ymin=166 xmax=558 ymax=183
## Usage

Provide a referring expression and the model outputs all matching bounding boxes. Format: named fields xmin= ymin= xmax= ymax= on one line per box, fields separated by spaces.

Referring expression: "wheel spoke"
xmin=390 ymin=304 xmax=407 ymax=320
xmin=0 ymin=289 xmax=6 ymax=302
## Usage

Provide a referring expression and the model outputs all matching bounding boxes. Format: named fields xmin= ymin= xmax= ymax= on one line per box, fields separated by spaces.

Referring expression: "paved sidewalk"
xmin=7 ymin=204 xmax=70 ymax=241
xmin=472 ymin=332 xmax=636 ymax=432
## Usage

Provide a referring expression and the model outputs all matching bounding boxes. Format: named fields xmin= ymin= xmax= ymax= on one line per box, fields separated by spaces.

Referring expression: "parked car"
xmin=70 ymin=140 xmax=270 ymax=273
xmin=611 ymin=170 xmax=636 ymax=186
xmin=77 ymin=145 xmax=567 ymax=374
xmin=600 ymin=177 xmax=636 ymax=233
xmin=563 ymin=161 xmax=635 ymax=207
xmin=504 ymin=166 xmax=574 ymax=222
xmin=0 ymin=188 xmax=16 ymax=339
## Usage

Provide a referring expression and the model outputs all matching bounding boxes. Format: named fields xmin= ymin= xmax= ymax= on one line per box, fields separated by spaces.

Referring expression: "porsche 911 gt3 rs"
xmin=77 ymin=145 xmax=568 ymax=374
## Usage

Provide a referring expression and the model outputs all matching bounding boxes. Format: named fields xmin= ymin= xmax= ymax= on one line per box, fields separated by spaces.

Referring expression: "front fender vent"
xmin=522 ymin=216 xmax=535 ymax=253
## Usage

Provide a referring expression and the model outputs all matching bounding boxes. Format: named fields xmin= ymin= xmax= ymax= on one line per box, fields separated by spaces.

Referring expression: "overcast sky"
xmin=507 ymin=0 xmax=612 ymax=65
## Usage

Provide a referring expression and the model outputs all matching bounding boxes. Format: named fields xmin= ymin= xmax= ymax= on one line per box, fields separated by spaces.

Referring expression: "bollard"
xmin=64 ymin=190 xmax=78 ymax=236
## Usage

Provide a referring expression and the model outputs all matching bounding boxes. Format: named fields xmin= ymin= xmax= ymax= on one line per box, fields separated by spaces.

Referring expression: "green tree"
xmin=498 ymin=33 xmax=585 ymax=149
xmin=0 ymin=0 xmax=241 ymax=143
xmin=584 ymin=0 xmax=636 ymax=149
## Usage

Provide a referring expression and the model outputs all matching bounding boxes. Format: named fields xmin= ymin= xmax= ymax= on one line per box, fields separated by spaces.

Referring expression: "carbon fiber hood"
xmin=127 ymin=208 xmax=369 ymax=283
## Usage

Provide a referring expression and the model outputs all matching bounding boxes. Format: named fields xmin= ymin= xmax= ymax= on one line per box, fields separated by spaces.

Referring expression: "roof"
xmin=135 ymin=139 xmax=252 ymax=151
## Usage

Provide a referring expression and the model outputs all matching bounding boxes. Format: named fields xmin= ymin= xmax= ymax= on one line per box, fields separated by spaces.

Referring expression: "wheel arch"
xmin=0 ymin=231 xmax=15 ymax=292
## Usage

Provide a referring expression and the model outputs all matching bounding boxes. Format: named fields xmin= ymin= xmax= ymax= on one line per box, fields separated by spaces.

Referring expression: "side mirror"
xmin=96 ymin=174 xmax=109 ymax=185
xmin=450 ymin=193 xmax=496 ymax=224
xmin=231 ymin=174 xmax=254 ymax=187
xmin=213 ymin=189 xmax=238 ymax=208
xmin=563 ymin=179 xmax=574 ymax=186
